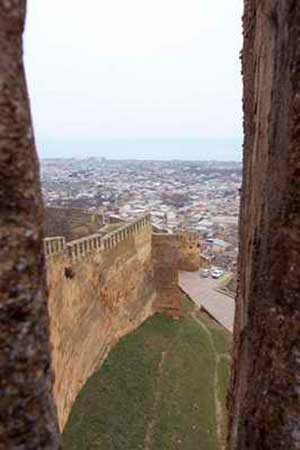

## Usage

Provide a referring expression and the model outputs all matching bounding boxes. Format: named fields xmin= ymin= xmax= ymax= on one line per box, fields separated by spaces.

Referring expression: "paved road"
xmin=179 ymin=271 xmax=235 ymax=333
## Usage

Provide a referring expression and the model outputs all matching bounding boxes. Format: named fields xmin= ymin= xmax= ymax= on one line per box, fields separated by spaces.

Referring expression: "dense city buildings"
xmin=41 ymin=158 xmax=241 ymax=272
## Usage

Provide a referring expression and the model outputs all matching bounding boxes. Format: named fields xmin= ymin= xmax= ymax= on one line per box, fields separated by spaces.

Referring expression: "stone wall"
xmin=46 ymin=216 xmax=156 ymax=430
xmin=44 ymin=221 xmax=201 ymax=429
xmin=176 ymin=232 xmax=201 ymax=272
xmin=152 ymin=234 xmax=182 ymax=317
xmin=228 ymin=1 xmax=300 ymax=449
xmin=152 ymin=233 xmax=201 ymax=317
xmin=44 ymin=207 xmax=104 ymax=241
xmin=0 ymin=3 xmax=60 ymax=448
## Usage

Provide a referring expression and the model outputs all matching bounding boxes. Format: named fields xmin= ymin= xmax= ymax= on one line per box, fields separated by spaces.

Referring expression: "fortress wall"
xmin=229 ymin=2 xmax=300 ymax=448
xmin=44 ymin=237 xmax=66 ymax=257
xmin=44 ymin=219 xmax=199 ymax=428
xmin=152 ymin=233 xmax=201 ymax=316
xmin=44 ymin=207 xmax=104 ymax=241
xmin=47 ymin=216 xmax=156 ymax=430
xmin=175 ymin=232 xmax=201 ymax=272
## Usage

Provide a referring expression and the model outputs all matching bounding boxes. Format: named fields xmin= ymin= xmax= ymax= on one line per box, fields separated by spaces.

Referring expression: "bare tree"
xmin=229 ymin=1 xmax=300 ymax=449
xmin=0 ymin=1 xmax=60 ymax=448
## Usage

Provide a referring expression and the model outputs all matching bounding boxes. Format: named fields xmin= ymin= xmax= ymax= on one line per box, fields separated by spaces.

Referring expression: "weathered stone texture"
xmin=44 ymin=207 xmax=104 ymax=241
xmin=152 ymin=233 xmax=201 ymax=317
xmin=0 ymin=2 xmax=60 ymax=449
xmin=176 ymin=233 xmax=201 ymax=272
xmin=47 ymin=225 xmax=156 ymax=430
xmin=229 ymin=1 xmax=300 ymax=449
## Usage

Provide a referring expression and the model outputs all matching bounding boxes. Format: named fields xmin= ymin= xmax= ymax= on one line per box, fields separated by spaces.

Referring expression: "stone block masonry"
xmin=44 ymin=207 xmax=104 ymax=241
xmin=46 ymin=215 xmax=155 ymax=430
xmin=175 ymin=232 xmax=202 ymax=272
xmin=152 ymin=233 xmax=201 ymax=317
xmin=44 ymin=215 xmax=201 ymax=429
xmin=228 ymin=1 xmax=300 ymax=449
xmin=2 ymin=2 xmax=299 ymax=448
xmin=0 ymin=3 xmax=60 ymax=448
xmin=44 ymin=237 xmax=66 ymax=257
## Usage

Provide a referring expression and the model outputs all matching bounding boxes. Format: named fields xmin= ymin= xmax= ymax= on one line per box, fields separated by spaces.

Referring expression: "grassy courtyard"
xmin=63 ymin=299 xmax=231 ymax=450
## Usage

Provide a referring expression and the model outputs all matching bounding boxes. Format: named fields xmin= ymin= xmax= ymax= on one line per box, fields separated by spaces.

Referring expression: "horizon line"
xmin=40 ymin=156 xmax=242 ymax=162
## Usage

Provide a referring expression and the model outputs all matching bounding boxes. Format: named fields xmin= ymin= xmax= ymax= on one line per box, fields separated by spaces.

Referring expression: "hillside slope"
xmin=63 ymin=300 xmax=231 ymax=450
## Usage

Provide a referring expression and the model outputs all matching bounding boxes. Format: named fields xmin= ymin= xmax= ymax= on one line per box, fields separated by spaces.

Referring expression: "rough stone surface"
xmin=152 ymin=233 xmax=201 ymax=317
xmin=177 ymin=233 xmax=202 ymax=272
xmin=44 ymin=224 xmax=200 ymax=430
xmin=48 ymin=224 xmax=156 ymax=430
xmin=44 ymin=207 xmax=104 ymax=241
xmin=228 ymin=1 xmax=300 ymax=449
xmin=0 ymin=2 xmax=60 ymax=449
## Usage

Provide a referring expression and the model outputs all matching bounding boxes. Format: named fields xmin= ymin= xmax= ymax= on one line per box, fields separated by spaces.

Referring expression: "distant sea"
xmin=37 ymin=138 xmax=242 ymax=161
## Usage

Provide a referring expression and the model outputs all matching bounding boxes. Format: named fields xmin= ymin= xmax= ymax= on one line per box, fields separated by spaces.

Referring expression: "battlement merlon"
xmin=44 ymin=214 xmax=152 ymax=261
xmin=44 ymin=237 xmax=66 ymax=257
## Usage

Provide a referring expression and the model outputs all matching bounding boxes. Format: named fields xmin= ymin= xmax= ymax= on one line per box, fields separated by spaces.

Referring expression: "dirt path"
xmin=145 ymin=311 xmax=228 ymax=450
xmin=144 ymin=349 xmax=168 ymax=450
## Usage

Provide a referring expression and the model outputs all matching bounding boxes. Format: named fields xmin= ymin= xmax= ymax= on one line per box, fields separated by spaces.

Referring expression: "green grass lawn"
xmin=63 ymin=299 xmax=231 ymax=450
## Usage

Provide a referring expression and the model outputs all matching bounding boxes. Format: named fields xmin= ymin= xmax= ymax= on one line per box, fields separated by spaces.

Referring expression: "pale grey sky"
xmin=24 ymin=0 xmax=243 ymax=159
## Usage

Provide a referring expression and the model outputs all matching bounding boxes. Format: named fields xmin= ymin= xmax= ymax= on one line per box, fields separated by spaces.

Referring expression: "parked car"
xmin=211 ymin=269 xmax=224 ymax=279
xmin=200 ymin=269 xmax=210 ymax=278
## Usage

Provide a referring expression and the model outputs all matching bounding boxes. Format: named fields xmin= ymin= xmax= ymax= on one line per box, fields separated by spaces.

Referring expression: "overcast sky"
xmin=24 ymin=0 xmax=243 ymax=159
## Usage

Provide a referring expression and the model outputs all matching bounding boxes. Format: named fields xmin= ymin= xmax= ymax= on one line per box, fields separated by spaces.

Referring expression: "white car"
xmin=211 ymin=269 xmax=224 ymax=279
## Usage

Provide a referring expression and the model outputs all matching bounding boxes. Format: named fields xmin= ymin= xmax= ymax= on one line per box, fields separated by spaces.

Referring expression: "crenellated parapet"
xmin=46 ymin=212 xmax=155 ymax=430
xmin=44 ymin=237 xmax=66 ymax=257
xmin=44 ymin=212 xmax=203 ymax=429
xmin=44 ymin=207 xmax=105 ymax=241
xmin=66 ymin=233 xmax=103 ymax=260
xmin=44 ymin=214 xmax=152 ymax=261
